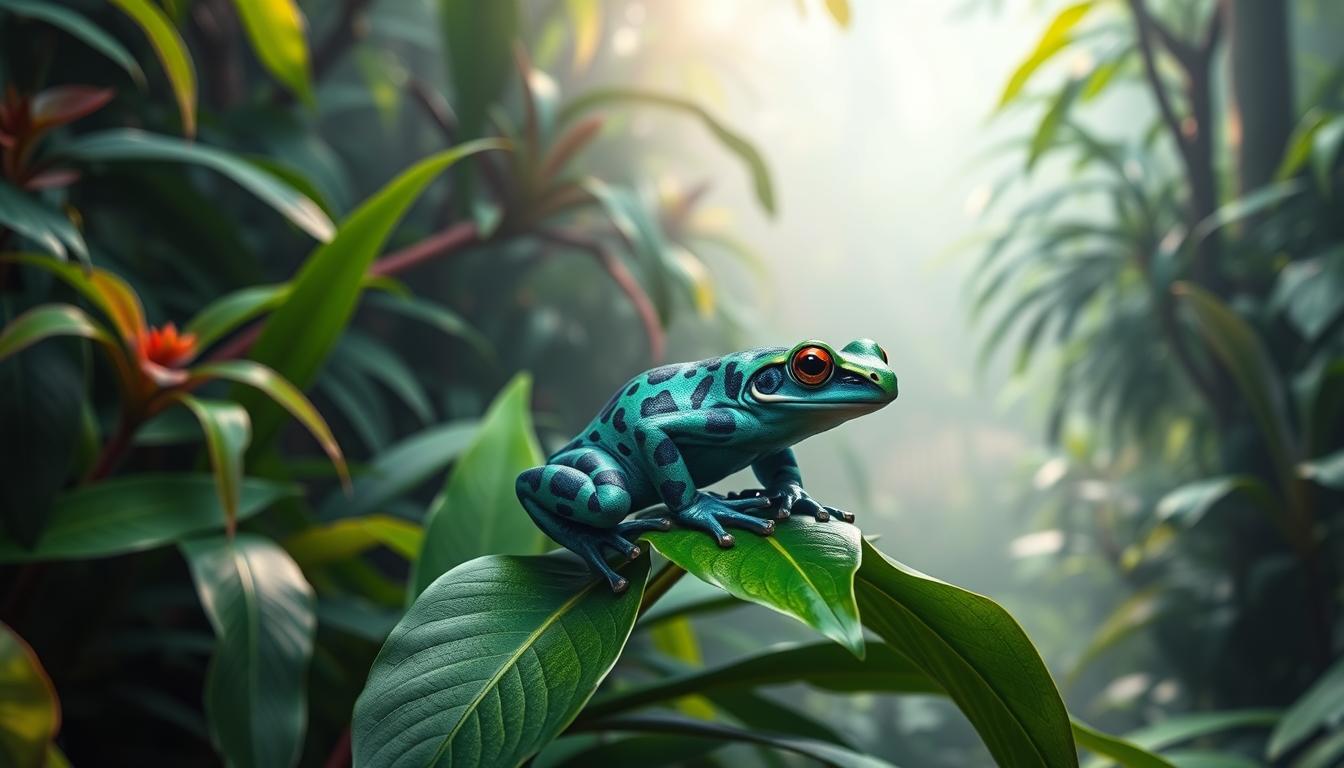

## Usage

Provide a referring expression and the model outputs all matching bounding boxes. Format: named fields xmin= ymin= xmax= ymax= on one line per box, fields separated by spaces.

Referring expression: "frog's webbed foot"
xmin=674 ymin=493 xmax=777 ymax=546
xmin=768 ymin=485 xmax=856 ymax=523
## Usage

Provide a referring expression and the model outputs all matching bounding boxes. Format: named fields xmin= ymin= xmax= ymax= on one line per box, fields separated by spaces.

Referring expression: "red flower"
xmin=137 ymin=323 xmax=197 ymax=368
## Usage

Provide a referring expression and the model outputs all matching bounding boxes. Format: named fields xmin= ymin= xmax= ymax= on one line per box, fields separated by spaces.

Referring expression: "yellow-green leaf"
xmin=0 ymin=622 xmax=60 ymax=768
xmin=231 ymin=0 xmax=312 ymax=102
xmin=1 ymin=253 xmax=145 ymax=342
xmin=284 ymin=515 xmax=422 ymax=568
xmin=997 ymin=1 xmax=1095 ymax=110
xmin=111 ymin=0 xmax=197 ymax=136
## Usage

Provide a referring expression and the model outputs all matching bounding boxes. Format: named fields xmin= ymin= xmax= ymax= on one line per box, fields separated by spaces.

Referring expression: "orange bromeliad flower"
xmin=137 ymin=323 xmax=197 ymax=368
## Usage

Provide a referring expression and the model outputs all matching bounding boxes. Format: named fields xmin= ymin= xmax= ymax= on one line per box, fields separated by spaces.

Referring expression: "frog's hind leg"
xmin=516 ymin=450 xmax=669 ymax=593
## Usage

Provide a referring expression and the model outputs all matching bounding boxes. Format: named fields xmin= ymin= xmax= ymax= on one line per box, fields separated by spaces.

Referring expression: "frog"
xmin=515 ymin=339 xmax=899 ymax=592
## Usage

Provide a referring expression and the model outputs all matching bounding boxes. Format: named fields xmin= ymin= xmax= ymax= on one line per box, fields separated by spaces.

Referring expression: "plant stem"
xmin=83 ymin=412 xmax=138 ymax=483
xmin=637 ymin=561 xmax=686 ymax=619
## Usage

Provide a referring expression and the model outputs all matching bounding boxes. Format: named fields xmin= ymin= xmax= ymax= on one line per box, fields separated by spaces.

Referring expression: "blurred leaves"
xmin=182 ymin=533 xmax=316 ymax=768
xmin=231 ymin=0 xmax=312 ymax=103
xmin=0 ymin=180 xmax=89 ymax=263
xmin=0 ymin=0 xmax=144 ymax=84
xmin=110 ymin=0 xmax=197 ymax=136
xmin=998 ymin=1 xmax=1095 ymax=110
xmin=0 ymin=622 xmax=59 ymax=768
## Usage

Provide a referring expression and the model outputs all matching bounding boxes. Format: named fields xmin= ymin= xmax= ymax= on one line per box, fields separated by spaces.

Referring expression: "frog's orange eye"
xmin=791 ymin=346 xmax=833 ymax=386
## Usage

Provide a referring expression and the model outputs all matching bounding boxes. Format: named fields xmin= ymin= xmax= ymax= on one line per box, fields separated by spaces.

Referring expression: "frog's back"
xmin=550 ymin=348 xmax=784 ymax=463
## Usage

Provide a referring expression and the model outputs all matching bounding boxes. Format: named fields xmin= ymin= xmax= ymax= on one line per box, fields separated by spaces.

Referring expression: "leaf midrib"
xmin=425 ymin=577 xmax=601 ymax=767
xmin=856 ymin=573 xmax=1056 ymax=768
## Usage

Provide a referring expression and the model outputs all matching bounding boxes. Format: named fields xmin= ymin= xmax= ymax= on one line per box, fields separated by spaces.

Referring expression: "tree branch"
xmin=540 ymin=229 xmax=666 ymax=363
xmin=1126 ymin=0 xmax=1192 ymax=162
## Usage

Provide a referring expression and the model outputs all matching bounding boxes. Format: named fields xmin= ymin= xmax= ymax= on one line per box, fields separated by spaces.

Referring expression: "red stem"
xmin=84 ymin=414 xmax=138 ymax=483
xmin=322 ymin=727 xmax=351 ymax=768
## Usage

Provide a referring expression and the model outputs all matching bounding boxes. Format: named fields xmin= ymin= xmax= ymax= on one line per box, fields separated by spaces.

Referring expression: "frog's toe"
xmin=826 ymin=506 xmax=856 ymax=523
xmin=596 ymin=532 xmax=641 ymax=561
xmin=617 ymin=516 xmax=672 ymax=535
xmin=713 ymin=509 xmax=776 ymax=536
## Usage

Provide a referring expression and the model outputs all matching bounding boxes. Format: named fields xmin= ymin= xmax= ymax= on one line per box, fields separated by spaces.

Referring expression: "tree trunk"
xmin=1223 ymin=0 xmax=1294 ymax=193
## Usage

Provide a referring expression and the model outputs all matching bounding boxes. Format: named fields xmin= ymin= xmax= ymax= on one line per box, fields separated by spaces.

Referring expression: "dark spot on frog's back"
xmin=521 ymin=468 xmax=542 ymax=491
xmin=690 ymin=376 xmax=713 ymax=409
xmin=612 ymin=407 xmax=627 ymax=432
xmin=593 ymin=470 xmax=625 ymax=490
xmin=556 ymin=503 xmax=574 ymax=517
xmin=641 ymin=390 xmax=677 ymax=417
xmin=683 ymin=368 xmax=697 ymax=378
xmin=587 ymin=495 xmax=600 ymax=513
xmin=647 ymin=365 xmax=681 ymax=385
xmin=723 ymin=362 xmax=744 ymax=399
xmin=550 ymin=472 xmax=582 ymax=500
xmin=704 ymin=357 xmax=722 ymax=371
xmin=705 ymin=410 xmax=735 ymax=434
xmin=626 ymin=383 xmax=639 ymax=396
xmin=617 ymin=442 xmax=632 ymax=456
xmin=588 ymin=431 xmax=601 ymax=442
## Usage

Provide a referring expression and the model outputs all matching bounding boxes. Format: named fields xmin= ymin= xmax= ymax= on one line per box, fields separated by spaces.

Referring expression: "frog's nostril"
xmin=869 ymin=373 xmax=879 ymax=382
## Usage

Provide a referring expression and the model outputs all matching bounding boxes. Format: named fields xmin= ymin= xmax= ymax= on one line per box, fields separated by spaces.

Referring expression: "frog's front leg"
xmin=638 ymin=416 xmax=777 ymax=546
xmin=516 ymin=448 xmax=671 ymax=593
xmin=751 ymin=449 xmax=855 ymax=523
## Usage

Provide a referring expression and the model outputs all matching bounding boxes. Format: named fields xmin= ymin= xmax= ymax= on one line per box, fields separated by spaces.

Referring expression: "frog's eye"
xmin=791 ymin=346 xmax=833 ymax=386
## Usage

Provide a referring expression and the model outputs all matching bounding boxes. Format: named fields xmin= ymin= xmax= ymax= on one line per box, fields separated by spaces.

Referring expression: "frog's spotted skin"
xmin=516 ymin=339 xmax=898 ymax=592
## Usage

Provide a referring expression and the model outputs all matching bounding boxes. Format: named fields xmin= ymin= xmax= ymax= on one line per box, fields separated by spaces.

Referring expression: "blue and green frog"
xmin=516 ymin=339 xmax=898 ymax=592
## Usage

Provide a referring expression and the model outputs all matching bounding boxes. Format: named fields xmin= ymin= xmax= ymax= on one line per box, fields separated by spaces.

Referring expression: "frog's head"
xmin=742 ymin=339 xmax=898 ymax=430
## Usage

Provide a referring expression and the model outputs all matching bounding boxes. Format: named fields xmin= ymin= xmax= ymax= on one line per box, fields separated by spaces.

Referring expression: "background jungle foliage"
xmin=0 ymin=0 xmax=1340 ymax=767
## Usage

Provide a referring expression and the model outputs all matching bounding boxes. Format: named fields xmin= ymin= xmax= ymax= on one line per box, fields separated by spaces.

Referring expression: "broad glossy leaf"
xmin=182 ymin=534 xmax=316 ymax=768
xmin=240 ymin=140 xmax=504 ymax=451
xmin=572 ymin=714 xmax=895 ymax=768
xmin=186 ymin=283 xmax=287 ymax=352
xmin=1072 ymin=720 xmax=1174 ymax=768
xmin=284 ymin=515 xmax=422 ymax=568
xmin=110 ymin=0 xmax=196 ymax=135
xmin=0 ymin=181 xmax=89 ymax=264
xmin=645 ymin=515 xmax=864 ymax=657
xmin=352 ymin=549 xmax=651 ymax=768
xmin=231 ymin=0 xmax=311 ymax=102
xmin=855 ymin=538 xmax=1076 ymax=767
xmin=561 ymin=90 xmax=775 ymax=215
xmin=998 ymin=1 xmax=1095 ymax=109
xmin=1267 ymin=656 xmax=1344 ymax=758
xmin=191 ymin=359 xmax=348 ymax=488
xmin=0 ymin=622 xmax=59 ymax=768
xmin=174 ymin=395 xmax=251 ymax=535
xmin=59 ymin=129 xmax=333 ymax=241
xmin=0 ymin=475 xmax=295 ymax=563
xmin=1081 ymin=711 xmax=1278 ymax=768
xmin=1 ymin=253 xmax=145 ymax=342
xmin=0 ymin=0 xmax=144 ymax=84
xmin=320 ymin=419 xmax=477 ymax=520
xmin=440 ymin=0 xmax=518 ymax=141
xmin=364 ymin=291 xmax=492 ymax=359
xmin=0 ymin=304 xmax=113 ymax=361
xmin=583 ymin=642 xmax=934 ymax=721
xmin=411 ymin=375 xmax=548 ymax=598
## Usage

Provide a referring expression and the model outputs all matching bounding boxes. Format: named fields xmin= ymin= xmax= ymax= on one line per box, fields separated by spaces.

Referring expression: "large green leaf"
xmin=997 ymin=1 xmax=1095 ymax=109
xmin=644 ymin=515 xmax=864 ymax=657
xmin=231 ymin=0 xmax=312 ymax=102
xmin=1301 ymin=447 xmax=1344 ymax=488
xmin=0 ymin=304 xmax=113 ymax=362
xmin=185 ymin=283 xmax=288 ymax=352
xmin=240 ymin=140 xmax=503 ymax=451
xmin=1267 ymin=656 xmax=1344 ymax=758
xmin=0 ymin=622 xmax=59 ymax=768
xmin=0 ymin=180 xmax=89 ymax=264
xmin=0 ymin=0 xmax=144 ymax=84
xmin=173 ymin=395 xmax=251 ymax=535
xmin=855 ymin=538 xmax=1076 ymax=767
xmin=181 ymin=534 xmax=316 ymax=768
xmin=561 ymin=90 xmax=776 ymax=215
xmin=570 ymin=714 xmax=895 ymax=768
xmin=440 ymin=0 xmax=518 ymax=141
xmin=352 ymin=549 xmax=650 ymax=768
xmin=319 ymin=419 xmax=477 ymax=520
xmin=59 ymin=129 xmax=334 ymax=242
xmin=582 ymin=642 xmax=935 ymax=721
xmin=411 ymin=374 xmax=548 ymax=598
xmin=1271 ymin=245 xmax=1344 ymax=342
xmin=109 ymin=0 xmax=196 ymax=135
xmin=0 ymin=475 xmax=295 ymax=563
xmin=1154 ymin=476 xmax=1278 ymax=528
